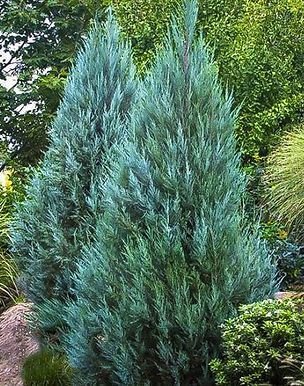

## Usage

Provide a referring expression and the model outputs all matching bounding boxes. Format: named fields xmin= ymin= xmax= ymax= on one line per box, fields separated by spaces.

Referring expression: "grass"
xmin=0 ymin=199 xmax=20 ymax=311
xmin=0 ymin=253 xmax=19 ymax=309
xmin=265 ymin=126 xmax=304 ymax=239
xmin=22 ymin=349 xmax=72 ymax=386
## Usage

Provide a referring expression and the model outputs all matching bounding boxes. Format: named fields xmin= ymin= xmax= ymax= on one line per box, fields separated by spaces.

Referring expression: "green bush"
xmin=213 ymin=0 xmax=304 ymax=161
xmin=113 ymin=0 xmax=177 ymax=72
xmin=210 ymin=299 xmax=304 ymax=386
xmin=22 ymin=349 xmax=72 ymax=386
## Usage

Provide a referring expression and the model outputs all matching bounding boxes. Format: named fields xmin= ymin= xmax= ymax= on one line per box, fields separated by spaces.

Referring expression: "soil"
xmin=0 ymin=303 xmax=39 ymax=386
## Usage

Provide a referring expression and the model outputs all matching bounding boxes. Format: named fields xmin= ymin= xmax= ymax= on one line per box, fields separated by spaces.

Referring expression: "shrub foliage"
xmin=210 ymin=299 xmax=304 ymax=386
xmin=64 ymin=1 xmax=277 ymax=384
xmin=10 ymin=12 xmax=137 ymax=344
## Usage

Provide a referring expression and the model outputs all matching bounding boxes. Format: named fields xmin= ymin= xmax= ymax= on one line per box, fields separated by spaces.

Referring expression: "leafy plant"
xmin=0 ymin=0 xmax=110 ymax=167
xmin=64 ymin=2 xmax=277 ymax=384
xmin=113 ymin=0 xmax=177 ymax=72
xmin=210 ymin=299 xmax=304 ymax=386
xmin=22 ymin=349 xmax=72 ymax=386
xmin=270 ymin=240 xmax=304 ymax=290
xmin=217 ymin=0 xmax=304 ymax=161
xmin=261 ymin=221 xmax=288 ymax=243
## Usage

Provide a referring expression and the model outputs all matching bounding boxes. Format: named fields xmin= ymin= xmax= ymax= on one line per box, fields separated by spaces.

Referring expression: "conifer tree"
xmin=65 ymin=1 xmax=278 ymax=384
xmin=11 ymin=11 xmax=137 ymax=344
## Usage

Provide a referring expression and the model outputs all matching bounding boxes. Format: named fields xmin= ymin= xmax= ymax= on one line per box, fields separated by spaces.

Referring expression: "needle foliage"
xmin=64 ymin=1 xmax=278 ymax=384
xmin=10 ymin=11 xmax=137 ymax=345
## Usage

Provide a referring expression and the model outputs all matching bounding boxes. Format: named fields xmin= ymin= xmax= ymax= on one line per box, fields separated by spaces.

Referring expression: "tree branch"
xmin=0 ymin=39 xmax=28 ymax=74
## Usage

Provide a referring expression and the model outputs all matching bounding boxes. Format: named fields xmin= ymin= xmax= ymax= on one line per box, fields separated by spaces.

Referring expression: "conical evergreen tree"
xmin=65 ymin=1 xmax=278 ymax=384
xmin=11 ymin=11 xmax=137 ymax=344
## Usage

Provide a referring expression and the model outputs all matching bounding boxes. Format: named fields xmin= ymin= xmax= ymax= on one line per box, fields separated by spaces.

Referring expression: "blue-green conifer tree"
xmin=65 ymin=1 xmax=278 ymax=384
xmin=11 ymin=11 xmax=137 ymax=345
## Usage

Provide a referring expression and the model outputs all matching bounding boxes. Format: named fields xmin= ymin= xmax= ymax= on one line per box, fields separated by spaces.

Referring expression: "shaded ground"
xmin=0 ymin=303 xmax=39 ymax=386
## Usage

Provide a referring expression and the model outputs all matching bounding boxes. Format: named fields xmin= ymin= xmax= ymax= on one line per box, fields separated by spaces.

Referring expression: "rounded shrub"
xmin=210 ymin=298 xmax=304 ymax=386
xmin=22 ymin=349 xmax=72 ymax=386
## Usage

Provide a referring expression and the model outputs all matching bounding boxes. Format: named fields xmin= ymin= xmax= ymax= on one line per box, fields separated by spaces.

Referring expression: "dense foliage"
xmin=118 ymin=0 xmax=304 ymax=160
xmin=10 ymin=14 xmax=137 ymax=345
xmin=0 ymin=0 xmax=174 ymax=167
xmin=0 ymin=0 xmax=109 ymax=166
xmin=271 ymin=240 xmax=304 ymax=290
xmin=4 ymin=1 xmax=303 ymax=385
xmin=1 ymin=0 xmax=303 ymax=168
xmin=63 ymin=2 xmax=277 ymax=384
xmin=112 ymin=0 xmax=177 ymax=71
xmin=210 ymin=299 xmax=304 ymax=386
xmin=210 ymin=0 xmax=304 ymax=161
